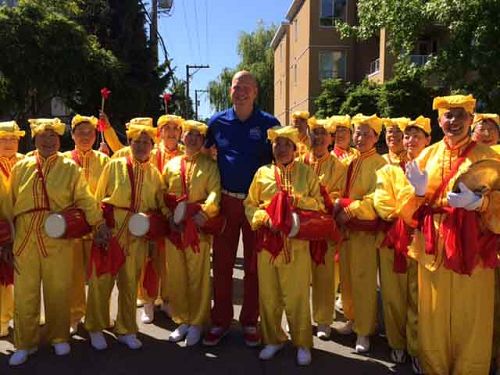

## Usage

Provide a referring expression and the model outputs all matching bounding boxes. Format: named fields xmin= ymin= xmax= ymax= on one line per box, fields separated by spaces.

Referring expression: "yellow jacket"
xmin=244 ymin=161 xmax=324 ymax=231
xmin=112 ymin=143 xmax=184 ymax=173
xmin=163 ymin=153 xmax=221 ymax=218
xmin=374 ymin=164 xmax=412 ymax=221
xmin=397 ymin=137 xmax=499 ymax=269
xmin=63 ymin=149 xmax=109 ymax=195
xmin=296 ymin=134 xmax=311 ymax=158
xmin=382 ymin=150 xmax=407 ymax=166
xmin=0 ymin=153 xmax=24 ymax=190
xmin=8 ymin=152 xmax=103 ymax=255
xmin=301 ymin=152 xmax=345 ymax=204
xmin=103 ymin=125 xmax=125 ymax=153
xmin=342 ymin=148 xmax=387 ymax=221
xmin=332 ymin=146 xmax=359 ymax=166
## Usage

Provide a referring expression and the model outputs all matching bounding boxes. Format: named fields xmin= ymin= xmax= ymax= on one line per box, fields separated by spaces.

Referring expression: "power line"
xmin=204 ymin=0 xmax=209 ymax=63
xmin=181 ymin=0 xmax=194 ymax=59
xmin=193 ymin=0 xmax=202 ymax=62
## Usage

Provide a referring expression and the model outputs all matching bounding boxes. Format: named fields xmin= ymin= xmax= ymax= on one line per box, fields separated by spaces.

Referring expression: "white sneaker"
xmin=336 ymin=320 xmax=353 ymax=335
xmin=297 ymin=347 xmax=312 ymax=366
xmin=316 ymin=324 xmax=331 ymax=340
xmin=9 ymin=348 xmax=37 ymax=366
xmin=161 ymin=301 xmax=173 ymax=318
xmin=390 ymin=348 xmax=407 ymax=363
xmin=411 ymin=356 xmax=424 ymax=374
xmin=53 ymin=342 xmax=71 ymax=356
xmin=168 ymin=324 xmax=189 ymax=343
xmin=141 ymin=303 xmax=155 ymax=324
xmin=118 ymin=334 xmax=142 ymax=350
xmin=355 ymin=335 xmax=370 ymax=353
xmin=89 ymin=331 xmax=108 ymax=351
xmin=185 ymin=325 xmax=202 ymax=346
xmin=259 ymin=344 xmax=284 ymax=360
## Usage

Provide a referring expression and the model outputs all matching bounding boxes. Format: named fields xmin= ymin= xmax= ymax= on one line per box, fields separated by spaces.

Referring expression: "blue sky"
xmin=156 ymin=0 xmax=292 ymax=119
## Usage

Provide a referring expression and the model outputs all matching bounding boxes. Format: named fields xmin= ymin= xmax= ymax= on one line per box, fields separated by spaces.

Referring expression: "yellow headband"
xmin=182 ymin=120 xmax=208 ymax=135
xmin=29 ymin=118 xmax=66 ymax=137
xmin=0 ymin=121 xmax=25 ymax=139
xmin=328 ymin=115 xmax=351 ymax=130
xmin=157 ymin=114 xmax=184 ymax=130
xmin=291 ymin=111 xmax=310 ymax=120
xmin=404 ymin=116 xmax=432 ymax=136
xmin=126 ymin=118 xmax=156 ymax=141
xmin=126 ymin=117 xmax=153 ymax=129
xmin=472 ymin=113 xmax=500 ymax=129
xmin=382 ymin=117 xmax=410 ymax=131
xmin=433 ymin=95 xmax=476 ymax=117
xmin=352 ymin=113 xmax=383 ymax=134
xmin=71 ymin=114 xmax=98 ymax=129
xmin=308 ymin=117 xmax=335 ymax=133
xmin=267 ymin=125 xmax=299 ymax=145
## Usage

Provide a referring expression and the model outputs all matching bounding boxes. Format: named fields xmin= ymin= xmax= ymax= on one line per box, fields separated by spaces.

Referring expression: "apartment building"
xmin=272 ymin=0 xmax=441 ymax=124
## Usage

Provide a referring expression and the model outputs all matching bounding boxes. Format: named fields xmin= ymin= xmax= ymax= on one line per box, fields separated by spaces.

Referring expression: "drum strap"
xmin=126 ymin=156 xmax=137 ymax=212
xmin=35 ymin=154 xmax=52 ymax=211
xmin=71 ymin=149 xmax=82 ymax=167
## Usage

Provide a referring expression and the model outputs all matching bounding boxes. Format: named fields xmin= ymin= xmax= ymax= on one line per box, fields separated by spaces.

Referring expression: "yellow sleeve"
xmin=295 ymin=167 xmax=325 ymax=212
xmin=153 ymin=168 xmax=170 ymax=218
xmin=72 ymin=171 xmax=103 ymax=226
xmin=94 ymin=162 xmax=113 ymax=203
xmin=103 ymin=125 xmax=125 ymax=153
xmin=480 ymin=190 xmax=500 ymax=234
xmin=374 ymin=165 xmax=399 ymax=220
xmin=328 ymin=158 xmax=346 ymax=202
xmin=346 ymin=193 xmax=378 ymax=220
xmin=200 ymin=160 xmax=221 ymax=218
xmin=244 ymin=168 xmax=270 ymax=230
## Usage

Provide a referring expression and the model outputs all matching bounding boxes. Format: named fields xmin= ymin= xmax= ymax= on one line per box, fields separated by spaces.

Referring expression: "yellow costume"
xmin=8 ymin=147 xmax=102 ymax=350
xmin=300 ymin=151 xmax=344 ymax=328
xmin=245 ymin=155 xmax=324 ymax=349
xmin=398 ymin=135 xmax=498 ymax=374
xmin=339 ymin=147 xmax=387 ymax=337
xmin=163 ymin=151 xmax=220 ymax=327
xmin=85 ymin=155 xmax=169 ymax=335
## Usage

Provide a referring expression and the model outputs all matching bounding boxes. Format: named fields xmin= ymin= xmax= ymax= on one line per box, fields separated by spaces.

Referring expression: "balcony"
xmin=409 ymin=54 xmax=430 ymax=66
xmin=368 ymin=58 xmax=380 ymax=75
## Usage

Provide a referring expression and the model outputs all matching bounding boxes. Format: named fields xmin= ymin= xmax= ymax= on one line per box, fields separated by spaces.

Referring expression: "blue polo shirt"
xmin=206 ymin=107 xmax=280 ymax=194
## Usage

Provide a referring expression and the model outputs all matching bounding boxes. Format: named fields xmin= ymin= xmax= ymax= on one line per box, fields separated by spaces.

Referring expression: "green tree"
xmin=314 ymin=78 xmax=350 ymax=118
xmin=208 ymin=22 xmax=276 ymax=113
xmin=340 ymin=80 xmax=381 ymax=116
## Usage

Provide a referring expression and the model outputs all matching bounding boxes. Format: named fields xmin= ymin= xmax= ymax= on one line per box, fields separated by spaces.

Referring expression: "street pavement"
xmin=0 ymin=243 xmax=414 ymax=374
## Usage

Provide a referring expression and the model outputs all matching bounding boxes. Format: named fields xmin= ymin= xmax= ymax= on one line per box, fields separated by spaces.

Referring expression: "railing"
xmin=368 ymin=58 xmax=380 ymax=75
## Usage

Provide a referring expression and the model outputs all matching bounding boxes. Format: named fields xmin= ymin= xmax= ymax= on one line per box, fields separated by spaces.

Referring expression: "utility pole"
xmin=195 ymin=89 xmax=208 ymax=120
xmin=186 ymin=64 xmax=209 ymax=118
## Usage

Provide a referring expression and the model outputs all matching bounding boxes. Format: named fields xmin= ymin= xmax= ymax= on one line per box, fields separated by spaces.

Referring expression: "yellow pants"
xmin=165 ymin=236 xmax=211 ymax=326
xmin=258 ymin=243 xmax=312 ymax=348
xmin=418 ymin=264 xmax=494 ymax=375
xmin=340 ymin=231 xmax=379 ymax=336
xmin=14 ymin=240 xmax=72 ymax=349
xmin=494 ymin=268 xmax=500 ymax=367
xmin=0 ymin=284 xmax=13 ymax=336
xmin=311 ymin=244 xmax=335 ymax=326
xmin=85 ymin=236 xmax=147 ymax=335
xmin=137 ymin=242 xmax=167 ymax=304
xmin=70 ymin=238 xmax=91 ymax=327
xmin=378 ymin=247 xmax=418 ymax=356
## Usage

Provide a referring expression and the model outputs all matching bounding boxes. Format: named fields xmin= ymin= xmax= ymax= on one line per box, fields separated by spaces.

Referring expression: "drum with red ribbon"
xmin=128 ymin=212 xmax=169 ymax=240
xmin=289 ymin=209 xmax=340 ymax=242
xmin=44 ymin=208 xmax=92 ymax=239
xmin=174 ymin=201 xmax=226 ymax=236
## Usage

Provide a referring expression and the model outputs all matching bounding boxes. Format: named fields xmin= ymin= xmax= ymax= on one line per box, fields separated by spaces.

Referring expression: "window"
xmin=320 ymin=0 xmax=347 ymax=27
xmin=319 ymin=51 xmax=347 ymax=81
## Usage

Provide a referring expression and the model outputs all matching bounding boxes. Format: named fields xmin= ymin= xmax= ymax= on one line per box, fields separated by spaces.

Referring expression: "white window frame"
xmin=318 ymin=51 xmax=347 ymax=81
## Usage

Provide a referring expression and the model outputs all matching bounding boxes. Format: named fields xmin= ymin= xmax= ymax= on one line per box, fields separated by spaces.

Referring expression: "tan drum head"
xmin=288 ymin=212 xmax=300 ymax=238
xmin=173 ymin=201 xmax=187 ymax=225
xmin=128 ymin=213 xmax=150 ymax=237
xmin=44 ymin=213 xmax=67 ymax=239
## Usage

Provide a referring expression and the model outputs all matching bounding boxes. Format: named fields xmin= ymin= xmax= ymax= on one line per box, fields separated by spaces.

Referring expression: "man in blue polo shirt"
xmin=203 ymin=70 xmax=280 ymax=347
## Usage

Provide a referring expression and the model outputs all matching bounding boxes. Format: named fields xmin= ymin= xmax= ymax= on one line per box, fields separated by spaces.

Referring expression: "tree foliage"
xmin=208 ymin=22 xmax=276 ymax=113
xmin=314 ymin=79 xmax=350 ymax=118
xmin=339 ymin=80 xmax=381 ymax=116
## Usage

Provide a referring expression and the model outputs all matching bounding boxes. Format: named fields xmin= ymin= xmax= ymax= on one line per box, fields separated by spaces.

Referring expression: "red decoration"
xmin=97 ymin=87 xmax=112 ymax=133
xmin=100 ymin=87 xmax=111 ymax=100
xmin=162 ymin=92 xmax=172 ymax=114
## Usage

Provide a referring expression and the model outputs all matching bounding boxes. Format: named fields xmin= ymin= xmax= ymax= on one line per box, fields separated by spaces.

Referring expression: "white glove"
xmin=405 ymin=160 xmax=428 ymax=196
xmin=447 ymin=182 xmax=483 ymax=210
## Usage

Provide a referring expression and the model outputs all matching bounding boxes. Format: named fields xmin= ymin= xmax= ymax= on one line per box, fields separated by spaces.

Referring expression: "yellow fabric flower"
xmin=0 ymin=121 xmax=25 ymax=138
xmin=403 ymin=116 xmax=432 ymax=136
xmin=126 ymin=117 xmax=157 ymax=142
xmin=126 ymin=117 xmax=154 ymax=129
xmin=328 ymin=115 xmax=351 ymax=130
xmin=291 ymin=111 xmax=310 ymax=120
xmin=352 ymin=113 xmax=383 ymax=134
xmin=432 ymin=94 xmax=476 ymax=117
xmin=472 ymin=113 xmax=500 ymax=129
xmin=157 ymin=114 xmax=184 ymax=130
xmin=267 ymin=125 xmax=299 ymax=145
xmin=307 ymin=117 xmax=331 ymax=132
xmin=182 ymin=120 xmax=208 ymax=135
xmin=29 ymin=118 xmax=66 ymax=137
xmin=382 ymin=117 xmax=410 ymax=131
xmin=71 ymin=114 xmax=98 ymax=129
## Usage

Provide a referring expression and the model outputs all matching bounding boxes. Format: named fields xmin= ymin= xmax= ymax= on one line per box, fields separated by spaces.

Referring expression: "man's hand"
xmin=406 ymin=160 xmax=428 ymax=196
xmin=193 ymin=212 xmax=207 ymax=228
xmin=98 ymin=142 xmax=110 ymax=155
xmin=447 ymin=182 xmax=483 ymax=210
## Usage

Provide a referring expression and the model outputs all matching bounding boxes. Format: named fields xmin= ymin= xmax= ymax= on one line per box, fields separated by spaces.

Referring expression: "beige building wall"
xmin=273 ymin=24 xmax=290 ymax=125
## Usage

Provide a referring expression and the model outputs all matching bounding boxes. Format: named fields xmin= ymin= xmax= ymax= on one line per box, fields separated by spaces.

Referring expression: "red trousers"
xmin=211 ymin=194 xmax=259 ymax=328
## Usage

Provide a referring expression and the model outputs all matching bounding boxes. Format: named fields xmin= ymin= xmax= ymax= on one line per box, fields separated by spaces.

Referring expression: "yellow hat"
xmin=126 ymin=117 xmax=157 ymax=142
xmin=433 ymin=94 xmax=476 ymax=117
xmin=352 ymin=113 xmax=383 ymax=134
xmin=307 ymin=117 xmax=332 ymax=132
xmin=157 ymin=114 xmax=184 ymax=130
xmin=382 ymin=117 xmax=410 ymax=131
xmin=267 ymin=125 xmax=299 ymax=145
xmin=404 ymin=116 xmax=432 ymax=136
xmin=328 ymin=115 xmax=351 ymax=130
xmin=29 ymin=118 xmax=66 ymax=137
xmin=0 ymin=121 xmax=25 ymax=138
xmin=182 ymin=120 xmax=208 ymax=135
xmin=472 ymin=113 xmax=500 ymax=128
xmin=291 ymin=111 xmax=310 ymax=120
xmin=71 ymin=114 xmax=98 ymax=129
